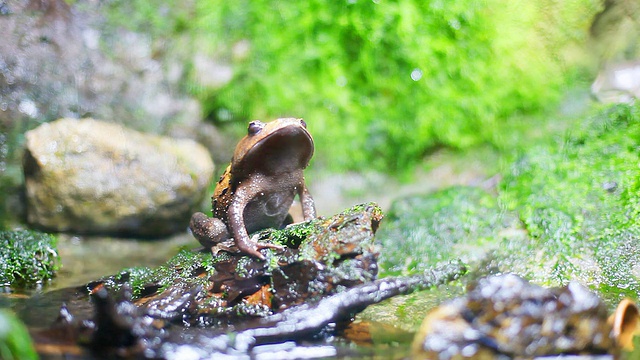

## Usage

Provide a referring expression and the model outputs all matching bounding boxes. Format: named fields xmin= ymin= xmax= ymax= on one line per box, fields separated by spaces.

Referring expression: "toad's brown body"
xmin=190 ymin=118 xmax=316 ymax=259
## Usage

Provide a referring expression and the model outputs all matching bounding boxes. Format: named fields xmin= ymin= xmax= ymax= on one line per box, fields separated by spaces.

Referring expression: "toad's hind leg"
xmin=189 ymin=212 xmax=229 ymax=250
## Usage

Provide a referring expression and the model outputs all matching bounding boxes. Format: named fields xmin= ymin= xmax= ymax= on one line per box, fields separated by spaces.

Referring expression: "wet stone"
xmin=143 ymin=203 xmax=384 ymax=324
xmin=413 ymin=274 xmax=619 ymax=359
xmin=23 ymin=118 xmax=214 ymax=237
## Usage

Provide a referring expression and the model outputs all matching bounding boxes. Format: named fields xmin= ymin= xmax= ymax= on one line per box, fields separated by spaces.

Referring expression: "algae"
xmin=107 ymin=249 xmax=214 ymax=299
xmin=500 ymin=103 xmax=640 ymax=300
xmin=376 ymin=186 xmax=523 ymax=277
xmin=0 ymin=230 xmax=60 ymax=287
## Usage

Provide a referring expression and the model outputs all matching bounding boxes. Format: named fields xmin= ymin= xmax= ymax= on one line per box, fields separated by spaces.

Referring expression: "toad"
xmin=190 ymin=118 xmax=316 ymax=260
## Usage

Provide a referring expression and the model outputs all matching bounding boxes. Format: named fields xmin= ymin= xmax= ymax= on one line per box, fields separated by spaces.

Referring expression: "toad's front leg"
xmin=227 ymin=188 xmax=284 ymax=260
xmin=298 ymin=182 xmax=316 ymax=220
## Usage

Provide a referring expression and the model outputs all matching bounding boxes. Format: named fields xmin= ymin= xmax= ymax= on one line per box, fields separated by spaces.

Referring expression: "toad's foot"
xmin=209 ymin=238 xmax=236 ymax=256
xmin=237 ymin=234 xmax=285 ymax=260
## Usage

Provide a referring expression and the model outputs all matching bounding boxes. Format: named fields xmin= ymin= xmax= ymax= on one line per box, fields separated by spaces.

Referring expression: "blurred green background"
xmin=102 ymin=0 xmax=604 ymax=174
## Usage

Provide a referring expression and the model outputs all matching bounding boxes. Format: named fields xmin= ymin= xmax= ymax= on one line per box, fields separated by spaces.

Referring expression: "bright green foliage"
xmin=99 ymin=0 xmax=600 ymax=174
xmin=0 ymin=310 xmax=37 ymax=360
xmin=500 ymin=104 xmax=640 ymax=300
xmin=191 ymin=0 xmax=599 ymax=172
xmin=0 ymin=230 xmax=60 ymax=287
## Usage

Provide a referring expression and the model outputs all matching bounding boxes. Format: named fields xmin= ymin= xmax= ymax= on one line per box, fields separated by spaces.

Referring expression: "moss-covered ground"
xmin=500 ymin=104 xmax=640 ymax=299
xmin=369 ymin=103 xmax=640 ymax=333
xmin=81 ymin=103 xmax=640 ymax=338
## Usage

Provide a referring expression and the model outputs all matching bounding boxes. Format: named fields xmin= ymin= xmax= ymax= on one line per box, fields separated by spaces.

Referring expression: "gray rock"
xmin=23 ymin=118 xmax=214 ymax=237
xmin=591 ymin=61 xmax=640 ymax=104
xmin=0 ymin=0 xmax=201 ymax=133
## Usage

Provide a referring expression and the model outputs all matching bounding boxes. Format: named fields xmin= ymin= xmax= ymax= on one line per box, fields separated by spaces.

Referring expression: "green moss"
xmin=0 ymin=230 xmax=60 ymax=287
xmin=376 ymin=186 xmax=521 ymax=277
xmin=263 ymin=220 xmax=319 ymax=249
xmin=376 ymin=104 xmax=640 ymax=304
xmin=0 ymin=310 xmax=37 ymax=360
xmin=109 ymin=249 xmax=213 ymax=298
xmin=190 ymin=0 xmax=598 ymax=174
xmin=500 ymin=103 xmax=640 ymax=301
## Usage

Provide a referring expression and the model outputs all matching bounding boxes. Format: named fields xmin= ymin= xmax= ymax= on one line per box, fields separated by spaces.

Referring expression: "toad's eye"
xmin=248 ymin=121 xmax=265 ymax=135
xmin=300 ymin=119 xmax=307 ymax=128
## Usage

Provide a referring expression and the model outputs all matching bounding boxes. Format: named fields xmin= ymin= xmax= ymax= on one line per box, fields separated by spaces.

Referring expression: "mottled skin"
xmin=190 ymin=118 xmax=316 ymax=260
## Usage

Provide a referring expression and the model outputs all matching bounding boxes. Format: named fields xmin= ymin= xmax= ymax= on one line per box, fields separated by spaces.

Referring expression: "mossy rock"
xmin=376 ymin=186 xmax=524 ymax=277
xmin=97 ymin=203 xmax=383 ymax=318
xmin=376 ymin=104 xmax=640 ymax=311
xmin=369 ymin=186 xmax=521 ymax=332
xmin=0 ymin=230 xmax=60 ymax=288
xmin=500 ymin=103 xmax=640 ymax=302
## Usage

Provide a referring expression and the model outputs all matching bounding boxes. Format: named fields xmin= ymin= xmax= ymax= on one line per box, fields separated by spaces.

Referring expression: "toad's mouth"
xmin=240 ymin=125 xmax=314 ymax=175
